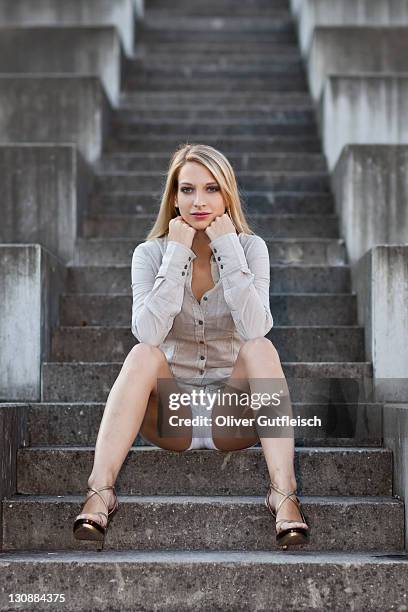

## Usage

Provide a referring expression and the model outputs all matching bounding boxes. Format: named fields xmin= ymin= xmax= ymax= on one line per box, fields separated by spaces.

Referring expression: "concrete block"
xmin=133 ymin=0 xmax=144 ymax=19
xmin=0 ymin=245 xmax=65 ymax=401
xmin=0 ymin=26 xmax=122 ymax=106
xmin=383 ymin=403 xmax=408 ymax=550
xmin=332 ymin=145 xmax=408 ymax=266
xmin=0 ymin=76 xmax=111 ymax=163
xmin=296 ymin=0 xmax=408 ymax=54
xmin=0 ymin=0 xmax=135 ymax=56
xmin=321 ymin=75 xmax=408 ymax=170
xmin=309 ymin=27 xmax=408 ymax=101
xmin=0 ymin=145 xmax=93 ymax=264
xmin=0 ymin=404 xmax=27 ymax=550
xmin=290 ymin=0 xmax=303 ymax=17
xmin=352 ymin=246 xmax=408 ymax=397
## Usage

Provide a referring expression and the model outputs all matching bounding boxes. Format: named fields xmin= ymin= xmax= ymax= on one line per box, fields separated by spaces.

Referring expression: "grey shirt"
xmin=131 ymin=231 xmax=274 ymax=386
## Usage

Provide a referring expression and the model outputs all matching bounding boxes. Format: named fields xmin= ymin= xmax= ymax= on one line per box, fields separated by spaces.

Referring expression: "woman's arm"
xmin=131 ymin=240 xmax=196 ymax=346
xmin=209 ymin=232 xmax=273 ymax=340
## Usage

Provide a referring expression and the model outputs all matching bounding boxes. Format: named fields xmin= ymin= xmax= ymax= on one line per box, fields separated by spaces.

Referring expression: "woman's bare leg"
xmin=76 ymin=343 xmax=192 ymax=526
xmin=214 ymin=337 xmax=308 ymax=534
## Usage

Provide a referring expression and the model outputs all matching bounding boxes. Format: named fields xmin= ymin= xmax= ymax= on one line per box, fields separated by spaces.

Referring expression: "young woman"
xmin=73 ymin=144 xmax=309 ymax=550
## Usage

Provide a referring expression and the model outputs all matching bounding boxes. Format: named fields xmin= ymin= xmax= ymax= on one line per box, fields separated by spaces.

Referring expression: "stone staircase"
xmin=1 ymin=0 xmax=407 ymax=609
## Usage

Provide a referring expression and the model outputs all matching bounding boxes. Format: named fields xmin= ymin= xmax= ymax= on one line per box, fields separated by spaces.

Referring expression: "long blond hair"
xmin=145 ymin=143 xmax=255 ymax=240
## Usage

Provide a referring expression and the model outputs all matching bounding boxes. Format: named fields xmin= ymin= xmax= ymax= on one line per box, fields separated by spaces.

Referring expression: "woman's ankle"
xmin=271 ymin=477 xmax=297 ymax=493
xmin=87 ymin=473 xmax=116 ymax=490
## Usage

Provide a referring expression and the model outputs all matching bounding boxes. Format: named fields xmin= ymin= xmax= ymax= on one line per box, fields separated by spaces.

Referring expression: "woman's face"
xmin=176 ymin=161 xmax=226 ymax=230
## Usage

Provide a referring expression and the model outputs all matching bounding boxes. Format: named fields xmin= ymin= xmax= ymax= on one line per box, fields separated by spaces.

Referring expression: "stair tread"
xmin=1 ymin=550 xmax=407 ymax=563
xmin=20 ymin=445 xmax=388 ymax=452
xmin=4 ymin=494 xmax=402 ymax=504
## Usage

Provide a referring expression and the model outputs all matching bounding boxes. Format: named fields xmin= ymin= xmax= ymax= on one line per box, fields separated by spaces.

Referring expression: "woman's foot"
xmin=267 ymin=483 xmax=309 ymax=535
xmin=75 ymin=484 xmax=116 ymax=529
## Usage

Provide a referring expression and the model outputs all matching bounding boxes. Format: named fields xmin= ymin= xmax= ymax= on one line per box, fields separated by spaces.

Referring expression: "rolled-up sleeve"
xmin=131 ymin=240 xmax=197 ymax=346
xmin=209 ymin=232 xmax=273 ymax=340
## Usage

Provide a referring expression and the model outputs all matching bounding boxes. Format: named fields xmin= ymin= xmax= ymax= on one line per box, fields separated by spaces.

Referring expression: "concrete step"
xmin=50 ymin=326 xmax=365 ymax=363
xmin=94 ymin=172 xmax=328 ymax=193
xmin=22 ymin=405 xmax=382 ymax=447
xmin=110 ymin=119 xmax=316 ymax=137
xmin=145 ymin=7 xmax=291 ymax=19
xmin=74 ymin=237 xmax=346 ymax=266
xmin=1 ymin=550 xmax=408 ymax=611
xmin=65 ymin=264 xmax=350 ymax=294
xmin=130 ymin=54 xmax=303 ymax=68
xmin=114 ymin=107 xmax=316 ymax=124
xmin=141 ymin=14 xmax=293 ymax=28
xmin=147 ymin=0 xmax=290 ymax=15
xmin=17 ymin=446 xmax=390 ymax=496
xmin=2 ymin=494 xmax=404 ymax=552
xmin=138 ymin=18 xmax=296 ymax=45
xmin=59 ymin=293 xmax=357 ymax=327
xmin=124 ymin=76 xmax=307 ymax=91
xmin=125 ymin=62 xmax=306 ymax=78
xmin=41 ymin=362 xmax=372 ymax=402
xmin=96 ymin=152 xmax=327 ymax=173
xmin=91 ymin=192 xmax=334 ymax=215
xmin=105 ymin=134 xmax=322 ymax=153
xmin=82 ymin=214 xmax=338 ymax=239
xmin=133 ymin=44 xmax=302 ymax=61
xmin=119 ymin=91 xmax=312 ymax=107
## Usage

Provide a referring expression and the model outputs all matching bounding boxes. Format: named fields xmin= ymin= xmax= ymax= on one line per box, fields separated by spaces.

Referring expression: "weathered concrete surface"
xmin=332 ymin=145 xmax=408 ymax=266
xmin=321 ymin=76 xmax=408 ymax=169
xmin=309 ymin=27 xmax=408 ymax=101
xmin=1 ymin=551 xmax=408 ymax=612
xmin=383 ymin=403 xmax=408 ymax=550
xmin=17 ymin=445 xmax=390 ymax=496
xmin=0 ymin=27 xmax=122 ymax=106
xmin=352 ymin=246 xmax=408 ymax=399
xmin=133 ymin=0 xmax=144 ymax=18
xmin=2 ymin=495 xmax=404 ymax=552
xmin=0 ymin=76 xmax=111 ymax=163
xmin=147 ymin=0 xmax=284 ymax=15
xmin=290 ymin=0 xmax=303 ymax=17
xmin=0 ymin=145 xmax=93 ymax=263
xmin=294 ymin=0 xmax=408 ymax=53
xmin=0 ymin=0 xmax=135 ymax=55
xmin=0 ymin=404 xmax=27 ymax=551
xmin=41 ymin=362 xmax=373 ymax=403
xmin=0 ymin=246 xmax=65 ymax=401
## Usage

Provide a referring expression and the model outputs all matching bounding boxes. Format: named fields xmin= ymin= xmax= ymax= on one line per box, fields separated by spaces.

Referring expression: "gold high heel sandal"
xmin=73 ymin=485 xmax=118 ymax=551
xmin=265 ymin=482 xmax=309 ymax=549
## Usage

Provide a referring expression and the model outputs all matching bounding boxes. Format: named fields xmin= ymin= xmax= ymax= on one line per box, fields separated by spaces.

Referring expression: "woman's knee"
xmin=123 ymin=342 xmax=167 ymax=373
xmin=238 ymin=337 xmax=278 ymax=362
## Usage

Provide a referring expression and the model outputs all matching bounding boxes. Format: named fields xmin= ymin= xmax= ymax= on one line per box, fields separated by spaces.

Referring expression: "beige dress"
xmin=131 ymin=231 xmax=274 ymax=449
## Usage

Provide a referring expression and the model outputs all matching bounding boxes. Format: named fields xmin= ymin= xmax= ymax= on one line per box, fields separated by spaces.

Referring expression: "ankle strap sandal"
xmin=265 ymin=481 xmax=309 ymax=549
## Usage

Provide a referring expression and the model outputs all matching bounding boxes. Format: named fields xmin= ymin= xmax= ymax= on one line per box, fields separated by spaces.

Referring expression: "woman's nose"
xmin=193 ymin=192 xmax=206 ymax=206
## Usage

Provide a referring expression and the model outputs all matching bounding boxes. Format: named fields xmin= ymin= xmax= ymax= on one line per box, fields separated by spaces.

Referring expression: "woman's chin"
xmin=190 ymin=216 xmax=212 ymax=225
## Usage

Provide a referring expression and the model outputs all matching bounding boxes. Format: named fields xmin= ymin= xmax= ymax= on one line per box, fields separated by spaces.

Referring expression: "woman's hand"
xmin=168 ymin=216 xmax=196 ymax=249
xmin=205 ymin=212 xmax=237 ymax=242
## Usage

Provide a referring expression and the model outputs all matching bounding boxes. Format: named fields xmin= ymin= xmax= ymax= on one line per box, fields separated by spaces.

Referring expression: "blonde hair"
xmin=145 ymin=143 xmax=255 ymax=240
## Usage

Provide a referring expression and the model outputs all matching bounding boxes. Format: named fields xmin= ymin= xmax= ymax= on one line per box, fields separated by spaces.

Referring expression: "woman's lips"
xmin=192 ymin=213 xmax=210 ymax=217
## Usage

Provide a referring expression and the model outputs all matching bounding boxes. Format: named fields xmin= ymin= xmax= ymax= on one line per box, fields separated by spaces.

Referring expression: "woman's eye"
xmin=180 ymin=186 xmax=219 ymax=193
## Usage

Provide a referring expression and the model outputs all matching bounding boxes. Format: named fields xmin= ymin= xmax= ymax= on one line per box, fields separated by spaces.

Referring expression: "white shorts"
xmin=177 ymin=379 xmax=258 ymax=451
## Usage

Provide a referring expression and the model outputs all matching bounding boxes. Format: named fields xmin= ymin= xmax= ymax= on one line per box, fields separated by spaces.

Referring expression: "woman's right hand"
xmin=168 ymin=216 xmax=196 ymax=249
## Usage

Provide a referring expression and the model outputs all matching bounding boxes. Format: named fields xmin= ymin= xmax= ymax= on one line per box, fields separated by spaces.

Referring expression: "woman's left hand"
xmin=205 ymin=212 xmax=237 ymax=241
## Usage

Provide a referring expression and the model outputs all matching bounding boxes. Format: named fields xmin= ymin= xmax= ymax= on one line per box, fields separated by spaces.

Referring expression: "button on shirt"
xmin=131 ymin=231 xmax=274 ymax=385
